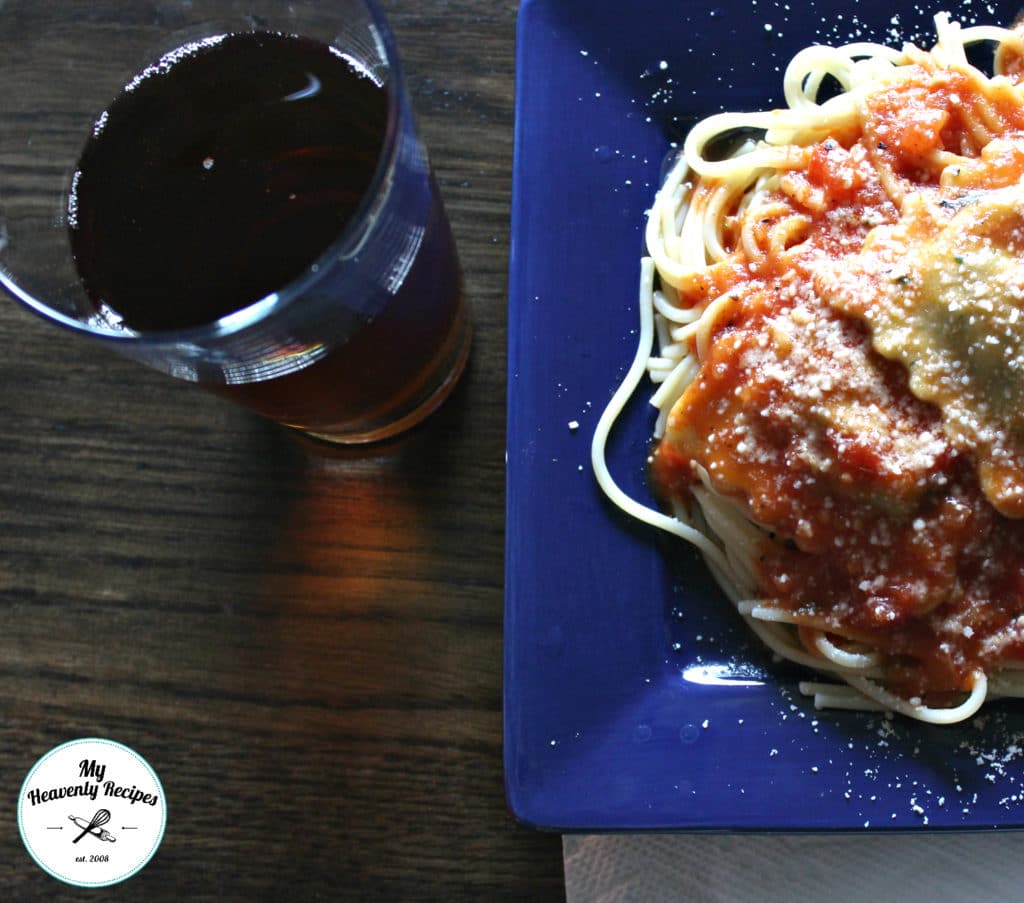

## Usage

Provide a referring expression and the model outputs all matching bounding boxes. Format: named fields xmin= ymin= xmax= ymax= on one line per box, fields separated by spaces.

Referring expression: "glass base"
xmin=297 ymin=311 xmax=472 ymax=446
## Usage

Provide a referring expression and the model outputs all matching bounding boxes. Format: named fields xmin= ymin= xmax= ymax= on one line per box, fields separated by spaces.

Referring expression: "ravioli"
xmin=824 ymin=186 xmax=1024 ymax=517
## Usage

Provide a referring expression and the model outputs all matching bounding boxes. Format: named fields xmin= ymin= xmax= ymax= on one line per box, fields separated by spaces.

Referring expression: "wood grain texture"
xmin=0 ymin=0 xmax=566 ymax=898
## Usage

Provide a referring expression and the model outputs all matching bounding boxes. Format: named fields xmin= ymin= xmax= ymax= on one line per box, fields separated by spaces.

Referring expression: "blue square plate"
xmin=505 ymin=0 xmax=1024 ymax=831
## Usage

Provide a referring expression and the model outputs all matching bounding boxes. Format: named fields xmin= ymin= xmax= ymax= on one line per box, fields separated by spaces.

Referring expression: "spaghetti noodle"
xmin=593 ymin=13 xmax=1024 ymax=723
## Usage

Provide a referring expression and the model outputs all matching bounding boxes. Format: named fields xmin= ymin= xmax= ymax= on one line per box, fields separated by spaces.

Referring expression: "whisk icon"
xmin=70 ymin=809 xmax=113 ymax=844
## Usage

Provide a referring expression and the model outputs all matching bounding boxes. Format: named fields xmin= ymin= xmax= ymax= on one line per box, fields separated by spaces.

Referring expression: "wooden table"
xmin=0 ymin=0 xmax=566 ymax=897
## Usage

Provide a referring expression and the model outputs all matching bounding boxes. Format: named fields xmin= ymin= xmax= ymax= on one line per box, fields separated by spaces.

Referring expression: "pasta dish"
xmin=593 ymin=13 xmax=1024 ymax=723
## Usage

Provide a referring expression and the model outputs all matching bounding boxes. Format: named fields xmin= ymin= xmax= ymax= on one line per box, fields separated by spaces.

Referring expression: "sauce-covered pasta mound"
xmin=594 ymin=13 xmax=1024 ymax=722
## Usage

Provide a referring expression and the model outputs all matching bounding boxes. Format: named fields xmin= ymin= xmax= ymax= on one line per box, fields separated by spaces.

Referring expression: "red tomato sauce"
xmin=652 ymin=62 xmax=1024 ymax=700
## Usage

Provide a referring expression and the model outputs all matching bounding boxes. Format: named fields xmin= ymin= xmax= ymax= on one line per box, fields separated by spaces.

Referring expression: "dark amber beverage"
xmin=213 ymin=184 xmax=466 ymax=437
xmin=68 ymin=30 xmax=467 ymax=441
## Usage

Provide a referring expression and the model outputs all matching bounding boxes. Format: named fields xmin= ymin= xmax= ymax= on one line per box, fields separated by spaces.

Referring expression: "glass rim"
xmin=1 ymin=0 xmax=404 ymax=349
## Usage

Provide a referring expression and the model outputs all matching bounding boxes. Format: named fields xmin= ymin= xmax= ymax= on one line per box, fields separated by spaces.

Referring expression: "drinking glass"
xmin=0 ymin=0 xmax=470 ymax=444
